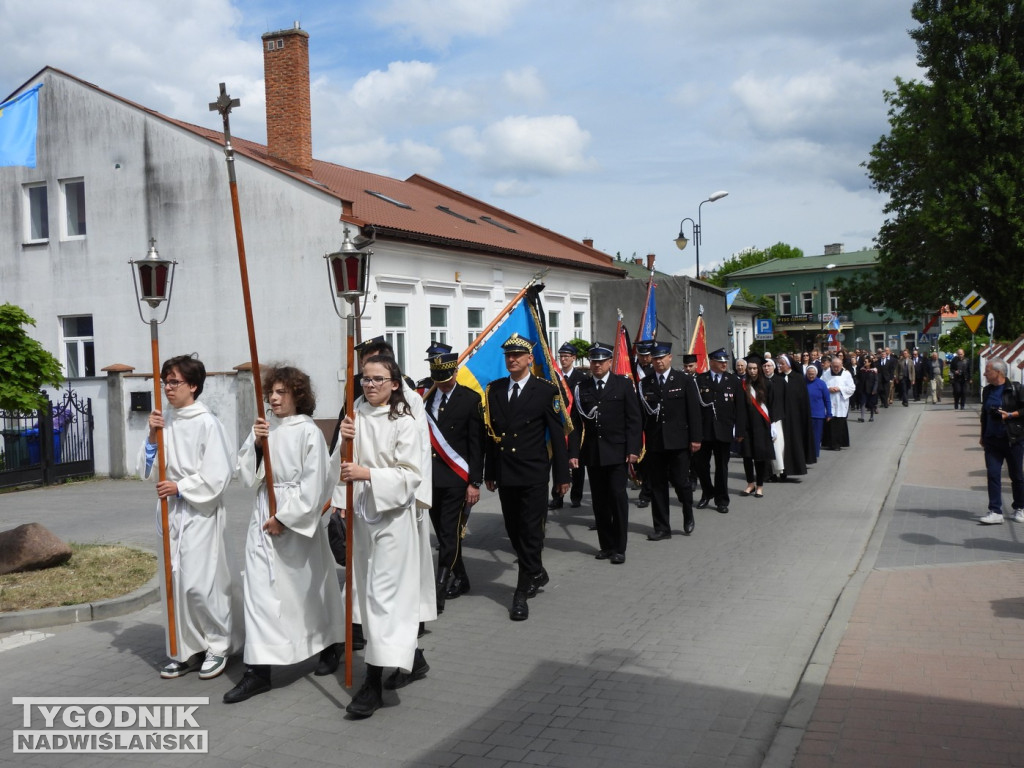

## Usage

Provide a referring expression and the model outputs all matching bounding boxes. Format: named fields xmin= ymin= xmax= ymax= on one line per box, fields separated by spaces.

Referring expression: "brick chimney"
xmin=262 ymin=23 xmax=312 ymax=176
xmin=646 ymin=253 xmax=655 ymax=271
xmin=582 ymin=238 xmax=594 ymax=248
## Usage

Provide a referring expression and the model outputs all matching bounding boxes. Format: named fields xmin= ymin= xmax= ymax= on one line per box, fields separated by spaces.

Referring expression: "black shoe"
xmin=716 ymin=505 xmax=729 ymax=514
xmin=384 ymin=649 xmax=429 ymax=690
xmin=341 ymin=625 xmax=367 ymax=652
xmin=314 ymin=644 xmax=340 ymax=676
xmin=647 ymin=530 xmax=671 ymax=541
xmin=223 ymin=670 xmax=271 ymax=704
xmin=587 ymin=523 xmax=598 ymax=530
xmin=548 ymin=498 xmax=563 ymax=510
xmin=595 ymin=549 xmax=613 ymax=560
xmin=533 ymin=568 xmax=550 ymax=588
xmin=570 ymin=500 xmax=581 ymax=508
xmin=509 ymin=591 xmax=529 ymax=621
xmin=609 ymin=553 xmax=625 ymax=564
xmin=346 ymin=679 xmax=383 ymax=718
xmin=683 ymin=518 xmax=695 ymax=536
xmin=445 ymin=574 xmax=470 ymax=599
xmin=635 ymin=499 xmax=649 ymax=508
xmin=696 ymin=497 xmax=711 ymax=509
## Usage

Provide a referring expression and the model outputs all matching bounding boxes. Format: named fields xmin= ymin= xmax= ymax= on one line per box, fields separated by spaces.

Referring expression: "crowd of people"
xmin=140 ymin=338 xmax=967 ymax=719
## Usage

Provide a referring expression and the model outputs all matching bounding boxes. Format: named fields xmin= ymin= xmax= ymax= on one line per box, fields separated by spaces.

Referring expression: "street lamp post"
xmin=129 ymin=238 xmax=178 ymax=657
xmin=674 ymin=190 xmax=729 ymax=279
xmin=323 ymin=224 xmax=373 ymax=687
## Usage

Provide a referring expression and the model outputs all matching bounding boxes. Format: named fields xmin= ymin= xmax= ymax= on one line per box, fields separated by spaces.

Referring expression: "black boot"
xmin=314 ymin=643 xmax=340 ymax=676
xmin=384 ymin=648 xmax=429 ymax=690
xmin=342 ymin=623 xmax=366 ymax=651
xmin=435 ymin=567 xmax=450 ymax=615
xmin=445 ymin=565 xmax=471 ymax=599
xmin=346 ymin=664 xmax=383 ymax=718
xmin=223 ymin=665 xmax=271 ymax=704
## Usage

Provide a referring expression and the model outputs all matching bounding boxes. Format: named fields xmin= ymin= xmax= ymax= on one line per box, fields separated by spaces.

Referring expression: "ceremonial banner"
xmin=0 ymin=84 xmax=43 ymax=168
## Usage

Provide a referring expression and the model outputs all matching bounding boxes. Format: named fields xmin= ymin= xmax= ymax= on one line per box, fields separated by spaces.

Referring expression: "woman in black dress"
xmin=740 ymin=357 xmax=775 ymax=499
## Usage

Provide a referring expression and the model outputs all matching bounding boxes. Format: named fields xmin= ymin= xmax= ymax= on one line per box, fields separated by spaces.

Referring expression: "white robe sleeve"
xmin=272 ymin=423 xmax=330 ymax=539
xmin=367 ymin=416 xmax=423 ymax=513
xmin=174 ymin=418 xmax=234 ymax=515
xmin=237 ymin=429 xmax=263 ymax=488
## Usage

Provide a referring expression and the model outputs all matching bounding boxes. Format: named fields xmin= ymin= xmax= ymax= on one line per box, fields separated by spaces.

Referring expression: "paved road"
xmin=1 ymin=400 xmax=1016 ymax=767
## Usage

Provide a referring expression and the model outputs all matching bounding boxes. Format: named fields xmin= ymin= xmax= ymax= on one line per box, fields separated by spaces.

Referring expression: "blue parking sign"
xmin=755 ymin=318 xmax=773 ymax=340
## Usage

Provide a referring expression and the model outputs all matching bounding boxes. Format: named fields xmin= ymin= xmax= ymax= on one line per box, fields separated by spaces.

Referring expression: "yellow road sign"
xmin=962 ymin=314 xmax=985 ymax=334
xmin=961 ymin=291 xmax=987 ymax=313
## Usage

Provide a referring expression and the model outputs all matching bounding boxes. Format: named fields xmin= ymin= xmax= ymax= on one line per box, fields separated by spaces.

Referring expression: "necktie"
xmin=510 ymin=382 xmax=520 ymax=406
xmin=660 ymin=374 xmax=667 ymax=387
xmin=714 ymin=374 xmax=720 ymax=385
xmin=597 ymin=380 xmax=604 ymax=392
xmin=440 ymin=393 xmax=448 ymax=411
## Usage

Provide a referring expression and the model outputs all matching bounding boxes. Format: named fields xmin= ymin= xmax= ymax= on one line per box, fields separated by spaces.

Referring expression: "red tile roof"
xmin=27 ymin=68 xmax=623 ymax=277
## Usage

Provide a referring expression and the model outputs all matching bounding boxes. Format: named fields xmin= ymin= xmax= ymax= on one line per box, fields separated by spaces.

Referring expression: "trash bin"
xmin=1 ymin=429 xmax=30 ymax=468
xmin=23 ymin=427 xmax=63 ymax=465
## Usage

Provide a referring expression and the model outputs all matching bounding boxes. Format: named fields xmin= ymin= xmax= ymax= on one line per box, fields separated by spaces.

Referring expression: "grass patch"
xmin=0 ymin=544 xmax=156 ymax=613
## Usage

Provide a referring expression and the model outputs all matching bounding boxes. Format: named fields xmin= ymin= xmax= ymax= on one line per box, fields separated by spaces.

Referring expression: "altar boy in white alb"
xmin=139 ymin=354 xmax=240 ymax=681
xmin=223 ymin=365 xmax=346 ymax=704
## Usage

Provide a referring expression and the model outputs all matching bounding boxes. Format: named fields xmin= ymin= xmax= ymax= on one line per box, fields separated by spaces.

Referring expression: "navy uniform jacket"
xmin=484 ymin=375 xmax=571 ymax=487
xmin=694 ymin=371 xmax=747 ymax=443
xmin=576 ymin=374 xmax=642 ymax=466
xmin=639 ymin=368 xmax=704 ymax=451
xmin=425 ymin=383 xmax=485 ymax=488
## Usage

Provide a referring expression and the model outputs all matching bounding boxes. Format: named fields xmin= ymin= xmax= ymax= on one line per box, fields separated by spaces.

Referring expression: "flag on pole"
xmin=725 ymin=287 xmax=740 ymax=309
xmin=457 ymin=284 xmax=572 ymax=436
xmin=688 ymin=314 xmax=709 ymax=374
xmin=635 ymin=273 xmax=658 ymax=342
xmin=0 ymin=84 xmax=43 ymax=168
xmin=612 ymin=310 xmax=635 ymax=380
xmin=829 ymin=314 xmax=841 ymax=331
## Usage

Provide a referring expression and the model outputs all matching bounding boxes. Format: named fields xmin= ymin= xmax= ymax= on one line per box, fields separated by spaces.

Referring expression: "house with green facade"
xmin=723 ymin=246 xmax=925 ymax=354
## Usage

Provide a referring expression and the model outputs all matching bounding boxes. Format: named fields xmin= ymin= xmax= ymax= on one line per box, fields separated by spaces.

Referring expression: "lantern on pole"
xmin=129 ymin=238 xmax=179 ymax=657
xmin=323 ymin=224 xmax=373 ymax=687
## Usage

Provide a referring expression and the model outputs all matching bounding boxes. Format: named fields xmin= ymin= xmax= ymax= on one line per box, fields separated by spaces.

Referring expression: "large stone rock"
xmin=0 ymin=523 xmax=73 ymax=576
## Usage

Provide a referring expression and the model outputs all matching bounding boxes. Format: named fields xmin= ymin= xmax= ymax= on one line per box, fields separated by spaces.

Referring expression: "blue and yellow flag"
xmin=457 ymin=298 xmax=547 ymax=397
xmin=0 ymin=84 xmax=43 ymax=168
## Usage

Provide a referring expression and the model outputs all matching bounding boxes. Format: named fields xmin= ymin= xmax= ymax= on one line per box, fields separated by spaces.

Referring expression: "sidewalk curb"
xmin=0 ymin=556 xmax=160 ymax=634
xmin=760 ymin=409 xmax=923 ymax=768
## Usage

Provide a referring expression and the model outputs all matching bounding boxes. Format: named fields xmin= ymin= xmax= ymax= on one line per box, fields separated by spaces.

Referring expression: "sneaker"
xmin=198 ymin=651 xmax=228 ymax=680
xmin=159 ymin=652 xmax=203 ymax=679
xmin=1011 ymin=510 xmax=1024 ymax=523
xmin=979 ymin=512 xmax=1005 ymax=525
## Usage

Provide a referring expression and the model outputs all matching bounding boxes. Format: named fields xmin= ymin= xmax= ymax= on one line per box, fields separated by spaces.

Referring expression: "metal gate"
xmin=0 ymin=390 xmax=94 ymax=489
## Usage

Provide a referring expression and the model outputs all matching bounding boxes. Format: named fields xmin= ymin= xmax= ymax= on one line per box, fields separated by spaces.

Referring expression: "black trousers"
xmin=430 ymin=485 xmax=468 ymax=576
xmin=647 ymin=449 xmax=693 ymax=534
xmin=551 ymin=464 xmax=586 ymax=504
xmin=587 ymin=461 xmax=629 ymax=554
xmin=498 ymin=483 xmax=548 ymax=591
xmin=952 ymin=379 xmax=967 ymax=409
xmin=694 ymin=439 xmax=732 ymax=506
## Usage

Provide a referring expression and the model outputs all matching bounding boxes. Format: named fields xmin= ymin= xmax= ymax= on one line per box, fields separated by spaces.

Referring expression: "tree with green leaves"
xmin=706 ymin=242 xmax=804 ymax=287
xmin=0 ymin=303 xmax=63 ymax=412
xmin=843 ymin=0 xmax=1024 ymax=337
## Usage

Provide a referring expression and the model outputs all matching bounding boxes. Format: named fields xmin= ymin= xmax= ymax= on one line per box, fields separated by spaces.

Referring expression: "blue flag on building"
xmin=725 ymin=287 xmax=740 ymax=309
xmin=0 ymin=83 xmax=43 ymax=168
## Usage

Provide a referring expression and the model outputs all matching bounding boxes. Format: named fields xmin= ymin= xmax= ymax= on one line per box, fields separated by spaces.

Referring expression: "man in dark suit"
xmin=877 ymin=347 xmax=896 ymax=407
xmin=633 ymin=339 xmax=655 ymax=509
xmin=911 ymin=349 xmax=926 ymax=401
xmin=484 ymin=333 xmax=571 ymax=621
xmin=575 ymin=342 xmax=641 ymax=563
xmin=950 ymin=348 xmax=968 ymax=410
xmin=424 ymin=349 xmax=484 ymax=614
xmin=694 ymin=347 xmax=746 ymax=513
xmin=895 ymin=348 xmax=915 ymax=406
xmin=639 ymin=342 xmax=703 ymax=540
xmin=550 ymin=342 xmax=589 ymax=510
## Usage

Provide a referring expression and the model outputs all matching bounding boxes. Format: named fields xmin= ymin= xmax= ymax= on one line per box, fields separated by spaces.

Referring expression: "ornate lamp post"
xmin=129 ymin=238 xmax=178 ymax=657
xmin=324 ymin=224 xmax=373 ymax=687
xmin=674 ymin=190 xmax=729 ymax=279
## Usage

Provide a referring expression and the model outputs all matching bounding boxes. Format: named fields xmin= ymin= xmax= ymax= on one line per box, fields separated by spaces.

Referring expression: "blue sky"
xmin=1 ymin=0 xmax=922 ymax=274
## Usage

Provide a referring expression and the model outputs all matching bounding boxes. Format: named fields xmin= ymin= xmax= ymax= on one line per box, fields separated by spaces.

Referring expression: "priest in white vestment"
xmin=821 ymin=357 xmax=857 ymax=450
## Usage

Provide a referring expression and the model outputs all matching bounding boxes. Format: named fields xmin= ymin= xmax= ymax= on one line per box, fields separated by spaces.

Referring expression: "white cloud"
xmin=318 ymin=135 xmax=443 ymax=175
xmin=371 ymin=0 xmax=526 ymax=48
xmin=492 ymin=179 xmax=538 ymax=197
xmin=502 ymin=67 xmax=546 ymax=103
xmin=449 ymin=115 xmax=595 ymax=177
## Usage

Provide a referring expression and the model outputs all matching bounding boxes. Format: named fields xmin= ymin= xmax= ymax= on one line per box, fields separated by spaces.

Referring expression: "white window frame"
xmin=467 ymin=307 xmax=484 ymax=345
xmin=384 ymin=304 xmax=407 ymax=371
xmin=24 ymin=181 xmax=49 ymax=243
xmin=61 ymin=315 xmax=95 ymax=378
xmin=777 ymin=293 xmax=792 ymax=315
xmin=59 ymin=177 xmax=86 ymax=240
xmin=800 ymin=292 xmax=814 ymax=314
xmin=573 ymin=311 xmax=585 ymax=340
xmin=429 ymin=305 xmax=448 ymax=346
xmin=870 ymin=332 xmax=885 ymax=352
xmin=827 ymin=290 xmax=839 ymax=314
xmin=548 ymin=310 xmax=560 ymax=349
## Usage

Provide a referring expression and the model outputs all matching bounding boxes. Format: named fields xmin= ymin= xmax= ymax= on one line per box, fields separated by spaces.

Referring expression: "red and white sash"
xmin=427 ymin=409 xmax=469 ymax=483
xmin=744 ymin=380 xmax=771 ymax=425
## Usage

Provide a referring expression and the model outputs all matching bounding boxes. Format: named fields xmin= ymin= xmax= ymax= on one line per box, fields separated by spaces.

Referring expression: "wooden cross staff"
xmin=209 ymin=83 xmax=277 ymax=514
